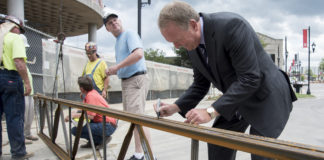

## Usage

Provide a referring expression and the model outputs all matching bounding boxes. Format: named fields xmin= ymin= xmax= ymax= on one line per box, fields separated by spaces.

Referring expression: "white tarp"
xmin=42 ymin=39 xmax=194 ymax=94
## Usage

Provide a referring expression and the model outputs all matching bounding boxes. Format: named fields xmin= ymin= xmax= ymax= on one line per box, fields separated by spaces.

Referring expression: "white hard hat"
xmin=5 ymin=15 xmax=25 ymax=33
xmin=20 ymin=34 xmax=30 ymax=47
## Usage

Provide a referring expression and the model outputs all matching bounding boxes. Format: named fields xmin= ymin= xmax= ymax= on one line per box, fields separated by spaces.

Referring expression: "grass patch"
xmin=295 ymin=93 xmax=315 ymax=98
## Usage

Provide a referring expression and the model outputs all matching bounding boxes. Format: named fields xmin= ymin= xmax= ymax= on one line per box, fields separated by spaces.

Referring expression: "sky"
xmin=65 ymin=0 xmax=324 ymax=70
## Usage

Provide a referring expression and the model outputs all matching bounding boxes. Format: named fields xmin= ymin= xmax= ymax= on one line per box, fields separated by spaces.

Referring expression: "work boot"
xmin=25 ymin=135 xmax=39 ymax=141
xmin=127 ymin=155 xmax=144 ymax=160
xmin=80 ymin=141 xmax=91 ymax=148
xmin=11 ymin=152 xmax=34 ymax=160
xmin=95 ymin=136 xmax=112 ymax=150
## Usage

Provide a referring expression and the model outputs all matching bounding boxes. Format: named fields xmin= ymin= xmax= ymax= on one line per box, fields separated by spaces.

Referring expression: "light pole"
xmin=137 ymin=0 xmax=151 ymax=37
xmin=312 ymin=42 xmax=316 ymax=82
xmin=311 ymin=43 xmax=316 ymax=81
xmin=306 ymin=26 xmax=316 ymax=95
xmin=307 ymin=26 xmax=311 ymax=94
xmin=285 ymin=36 xmax=288 ymax=73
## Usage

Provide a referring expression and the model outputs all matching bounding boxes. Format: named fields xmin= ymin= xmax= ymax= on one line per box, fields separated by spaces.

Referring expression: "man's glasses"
xmin=86 ymin=50 xmax=95 ymax=55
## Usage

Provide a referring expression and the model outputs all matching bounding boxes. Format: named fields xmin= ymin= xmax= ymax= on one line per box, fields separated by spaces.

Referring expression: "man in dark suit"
xmin=156 ymin=1 xmax=297 ymax=160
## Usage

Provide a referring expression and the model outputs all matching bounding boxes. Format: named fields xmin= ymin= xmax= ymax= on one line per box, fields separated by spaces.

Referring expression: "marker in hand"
xmin=156 ymin=98 xmax=161 ymax=119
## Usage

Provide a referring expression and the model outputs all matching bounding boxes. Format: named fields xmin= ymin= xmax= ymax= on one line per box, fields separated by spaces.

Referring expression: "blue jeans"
xmin=71 ymin=122 xmax=116 ymax=145
xmin=0 ymin=69 xmax=26 ymax=157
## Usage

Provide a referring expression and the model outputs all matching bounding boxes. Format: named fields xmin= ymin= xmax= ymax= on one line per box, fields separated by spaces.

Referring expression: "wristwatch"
xmin=206 ymin=107 xmax=217 ymax=119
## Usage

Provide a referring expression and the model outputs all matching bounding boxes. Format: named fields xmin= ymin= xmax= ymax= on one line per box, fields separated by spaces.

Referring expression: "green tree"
xmin=173 ymin=47 xmax=192 ymax=68
xmin=305 ymin=69 xmax=315 ymax=78
xmin=301 ymin=75 xmax=305 ymax=81
xmin=259 ymin=38 xmax=268 ymax=48
xmin=144 ymin=48 xmax=167 ymax=63
xmin=320 ymin=58 xmax=324 ymax=72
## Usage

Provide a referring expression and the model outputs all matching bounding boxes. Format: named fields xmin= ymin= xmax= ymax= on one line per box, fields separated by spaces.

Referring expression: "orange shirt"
xmin=83 ymin=90 xmax=116 ymax=125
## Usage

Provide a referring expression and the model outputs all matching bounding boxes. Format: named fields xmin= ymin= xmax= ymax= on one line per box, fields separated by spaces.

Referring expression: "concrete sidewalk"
xmin=1 ymin=83 xmax=324 ymax=160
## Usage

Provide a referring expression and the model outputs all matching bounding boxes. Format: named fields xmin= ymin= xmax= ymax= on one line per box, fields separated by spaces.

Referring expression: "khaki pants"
xmin=121 ymin=74 xmax=149 ymax=113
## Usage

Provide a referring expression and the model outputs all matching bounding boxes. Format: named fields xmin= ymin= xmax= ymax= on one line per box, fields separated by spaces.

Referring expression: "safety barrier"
xmin=34 ymin=93 xmax=324 ymax=160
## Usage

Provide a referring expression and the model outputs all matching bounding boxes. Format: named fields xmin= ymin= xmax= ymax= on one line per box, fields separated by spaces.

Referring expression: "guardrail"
xmin=34 ymin=93 xmax=324 ymax=160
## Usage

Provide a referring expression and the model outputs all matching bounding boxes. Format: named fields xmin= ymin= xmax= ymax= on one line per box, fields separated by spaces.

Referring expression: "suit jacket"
xmin=175 ymin=12 xmax=297 ymax=138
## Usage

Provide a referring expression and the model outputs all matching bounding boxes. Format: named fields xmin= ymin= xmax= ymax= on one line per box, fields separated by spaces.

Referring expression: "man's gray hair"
xmin=158 ymin=1 xmax=199 ymax=30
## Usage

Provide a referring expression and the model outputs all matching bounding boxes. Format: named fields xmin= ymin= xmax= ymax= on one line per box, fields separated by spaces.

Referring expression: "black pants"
xmin=208 ymin=116 xmax=274 ymax=160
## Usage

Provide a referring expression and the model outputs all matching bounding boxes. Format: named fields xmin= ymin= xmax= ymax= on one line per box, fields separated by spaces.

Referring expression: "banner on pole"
xmin=303 ymin=29 xmax=307 ymax=48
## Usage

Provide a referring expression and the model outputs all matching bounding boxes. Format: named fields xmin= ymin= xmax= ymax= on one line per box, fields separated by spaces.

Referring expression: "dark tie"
xmin=199 ymin=44 xmax=208 ymax=64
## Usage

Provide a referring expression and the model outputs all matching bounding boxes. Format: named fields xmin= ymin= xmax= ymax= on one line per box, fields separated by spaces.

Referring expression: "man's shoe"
xmin=25 ymin=139 xmax=33 ymax=145
xmin=95 ymin=136 xmax=112 ymax=150
xmin=25 ymin=135 xmax=39 ymax=141
xmin=80 ymin=141 xmax=91 ymax=148
xmin=12 ymin=152 xmax=34 ymax=160
xmin=127 ymin=155 xmax=144 ymax=160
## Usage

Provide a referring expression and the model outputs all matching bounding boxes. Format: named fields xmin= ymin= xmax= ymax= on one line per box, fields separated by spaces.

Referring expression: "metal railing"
xmin=34 ymin=93 xmax=324 ymax=160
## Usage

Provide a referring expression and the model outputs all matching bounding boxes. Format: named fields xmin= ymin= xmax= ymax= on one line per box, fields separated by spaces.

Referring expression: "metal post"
xmin=59 ymin=108 xmax=70 ymax=153
xmin=277 ymin=45 xmax=280 ymax=68
xmin=136 ymin=125 xmax=154 ymax=160
xmin=85 ymin=113 xmax=98 ymax=160
xmin=45 ymin=105 xmax=52 ymax=137
xmin=103 ymin=116 xmax=107 ymax=160
xmin=191 ymin=139 xmax=199 ymax=160
xmin=294 ymin=54 xmax=298 ymax=79
xmin=138 ymin=0 xmax=142 ymax=37
xmin=285 ymin=36 xmax=288 ymax=73
xmin=307 ymin=26 xmax=311 ymax=95
xmin=88 ymin=23 xmax=97 ymax=42
xmin=7 ymin=0 xmax=24 ymax=22
xmin=297 ymin=52 xmax=300 ymax=81
xmin=169 ymin=69 xmax=172 ymax=98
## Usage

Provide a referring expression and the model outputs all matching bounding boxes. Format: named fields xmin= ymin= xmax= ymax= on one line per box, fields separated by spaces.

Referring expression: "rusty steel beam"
xmin=72 ymin=110 xmax=85 ymax=159
xmin=118 ymin=123 xmax=135 ymax=160
xmin=35 ymin=94 xmax=324 ymax=160
xmin=52 ymin=104 xmax=61 ymax=142
xmin=38 ymin=133 xmax=71 ymax=160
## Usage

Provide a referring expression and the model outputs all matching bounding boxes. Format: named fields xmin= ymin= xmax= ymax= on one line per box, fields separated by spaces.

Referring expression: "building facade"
xmin=257 ymin=32 xmax=284 ymax=69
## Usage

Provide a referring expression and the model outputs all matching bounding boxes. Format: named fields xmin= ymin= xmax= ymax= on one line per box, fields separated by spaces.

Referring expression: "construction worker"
xmin=0 ymin=15 xmax=34 ymax=160
xmin=82 ymin=42 xmax=109 ymax=99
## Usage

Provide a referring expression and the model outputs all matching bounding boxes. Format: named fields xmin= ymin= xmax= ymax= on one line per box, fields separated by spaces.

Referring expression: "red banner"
xmin=303 ymin=29 xmax=307 ymax=48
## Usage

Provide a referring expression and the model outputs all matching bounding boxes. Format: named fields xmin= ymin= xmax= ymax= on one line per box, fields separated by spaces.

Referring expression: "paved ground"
xmin=1 ymin=83 xmax=324 ymax=160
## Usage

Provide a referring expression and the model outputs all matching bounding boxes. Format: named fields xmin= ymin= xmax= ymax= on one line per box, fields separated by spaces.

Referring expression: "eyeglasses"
xmin=85 ymin=50 xmax=95 ymax=55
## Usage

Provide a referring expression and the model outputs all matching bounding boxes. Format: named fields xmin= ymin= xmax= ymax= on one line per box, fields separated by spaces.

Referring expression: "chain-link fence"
xmin=24 ymin=26 xmax=53 ymax=96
